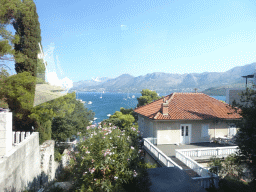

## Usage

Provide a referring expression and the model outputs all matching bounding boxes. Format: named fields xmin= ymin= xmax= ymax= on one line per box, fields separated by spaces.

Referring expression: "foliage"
xmin=29 ymin=92 xmax=76 ymax=143
xmin=13 ymin=0 xmax=42 ymax=76
xmin=231 ymin=88 xmax=256 ymax=180
xmin=54 ymin=147 xmax=63 ymax=162
xmin=51 ymin=99 xmax=94 ymax=142
xmin=0 ymin=71 xmax=36 ymax=130
xmin=0 ymin=0 xmax=20 ymax=57
xmin=205 ymin=177 xmax=256 ymax=192
xmin=208 ymin=157 xmax=223 ymax=176
xmin=120 ymin=107 xmax=138 ymax=122
xmin=0 ymin=67 xmax=9 ymax=108
xmin=103 ymin=109 xmax=135 ymax=129
xmin=208 ymin=154 xmax=244 ymax=180
xmin=69 ymin=123 xmax=152 ymax=191
xmin=137 ymin=89 xmax=161 ymax=107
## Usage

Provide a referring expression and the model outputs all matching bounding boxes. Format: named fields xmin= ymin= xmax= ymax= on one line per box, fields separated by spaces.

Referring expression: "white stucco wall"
xmin=137 ymin=115 xmax=239 ymax=145
xmin=0 ymin=132 xmax=41 ymax=192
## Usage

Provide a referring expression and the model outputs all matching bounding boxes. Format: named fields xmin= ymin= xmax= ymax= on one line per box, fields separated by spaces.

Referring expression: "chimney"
xmin=0 ymin=108 xmax=12 ymax=156
xmin=162 ymin=99 xmax=169 ymax=116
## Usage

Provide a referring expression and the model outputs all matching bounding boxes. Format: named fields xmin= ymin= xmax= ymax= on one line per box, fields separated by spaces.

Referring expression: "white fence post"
xmin=15 ymin=131 xmax=20 ymax=144
xmin=198 ymin=149 xmax=201 ymax=157
xmin=21 ymin=131 xmax=25 ymax=142
xmin=12 ymin=132 xmax=15 ymax=144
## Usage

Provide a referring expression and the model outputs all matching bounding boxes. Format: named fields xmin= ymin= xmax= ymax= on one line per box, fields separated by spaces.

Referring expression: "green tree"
xmin=0 ymin=67 xmax=9 ymax=108
xmin=30 ymin=92 xmax=77 ymax=143
xmin=232 ymin=88 xmax=256 ymax=181
xmin=0 ymin=71 xmax=36 ymax=130
xmin=13 ymin=0 xmax=42 ymax=77
xmin=0 ymin=0 xmax=20 ymax=57
xmin=208 ymin=154 xmax=244 ymax=180
xmin=137 ymin=89 xmax=161 ymax=107
xmin=51 ymin=99 xmax=94 ymax=142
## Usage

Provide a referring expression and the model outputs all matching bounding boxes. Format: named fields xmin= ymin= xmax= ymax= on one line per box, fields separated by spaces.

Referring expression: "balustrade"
xmin=144 ymin=138 xmax=183 ymax=169
xmin=144 ymin=138 xmax=228 ymax=189
xmin=12 ymin=131 xmax=32 ymax=145
xmin=176 ymin=146 xmax=239 ymax=158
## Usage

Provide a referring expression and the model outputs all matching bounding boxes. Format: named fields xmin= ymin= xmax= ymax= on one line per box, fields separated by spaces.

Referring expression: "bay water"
xmin=76 ymin=92 xmax=226 ymax=124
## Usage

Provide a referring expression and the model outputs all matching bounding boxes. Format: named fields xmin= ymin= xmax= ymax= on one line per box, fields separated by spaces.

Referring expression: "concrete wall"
xmin=226 ymin=88 xmax=245 ymax=105
xmin=138 ymin=114 xmax=154 ymax=138
xmin=0 ymin=110 xmax=12 ymax=156
xmin=0 ymin=132 xmax=41 ymax=192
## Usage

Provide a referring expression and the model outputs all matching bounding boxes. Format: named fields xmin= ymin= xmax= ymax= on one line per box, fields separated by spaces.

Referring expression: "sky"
xmin=4 ymin=0 xmax=256 ymax=84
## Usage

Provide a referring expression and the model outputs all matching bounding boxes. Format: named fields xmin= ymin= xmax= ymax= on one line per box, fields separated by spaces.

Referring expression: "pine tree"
xmin=13 ymin=0 xmax=41 ymax=77
xmin=0 ymin=0 xmax=20 ymax=58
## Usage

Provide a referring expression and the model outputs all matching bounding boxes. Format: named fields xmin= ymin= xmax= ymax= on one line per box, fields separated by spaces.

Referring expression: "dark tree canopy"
xmin=232 ymin=88 xmax=256 ymax=180
xmin=137 ymin=89 xmax=161 ymax=107
xmin=13 ymin=0 xmax=42 ymax=77
xmin=0 ymin=71 xmax=36 ymax=130
xmin=51 ymin=99 xmax=94 ymax=142
xmin=0 ymin=0 xmax=20 ymax=57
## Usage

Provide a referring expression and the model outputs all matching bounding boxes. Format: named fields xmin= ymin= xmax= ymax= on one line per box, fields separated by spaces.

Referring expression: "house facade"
xmin=134 ymin=93 xmax=241 ymax=145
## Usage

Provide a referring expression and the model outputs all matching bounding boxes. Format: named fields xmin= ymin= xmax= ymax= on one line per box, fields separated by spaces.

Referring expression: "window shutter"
xmin=201 ymin=124 xmax=209 ymax=137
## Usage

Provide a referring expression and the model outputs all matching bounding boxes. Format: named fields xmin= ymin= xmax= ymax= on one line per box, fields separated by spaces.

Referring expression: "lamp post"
xmin=242 ymin=75 xmax=254 ymax=88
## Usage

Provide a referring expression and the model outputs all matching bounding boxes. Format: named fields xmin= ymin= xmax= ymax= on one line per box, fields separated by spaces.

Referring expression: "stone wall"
xmin=40 ymin=140 xmax=55 ymax=186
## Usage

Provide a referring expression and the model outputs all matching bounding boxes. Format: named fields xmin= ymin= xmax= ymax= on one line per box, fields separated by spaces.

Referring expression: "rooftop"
xmin=134 ymin=93 xmax=242 ymax=120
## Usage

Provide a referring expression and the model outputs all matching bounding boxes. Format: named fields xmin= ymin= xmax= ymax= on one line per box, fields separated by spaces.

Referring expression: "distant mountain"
xmin=69 ymin=63 xmax=256 ymax=95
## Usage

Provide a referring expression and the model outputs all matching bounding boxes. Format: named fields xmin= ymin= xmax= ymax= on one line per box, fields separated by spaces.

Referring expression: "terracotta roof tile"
xmin=134 ymin=93 xmax=242 ymax=120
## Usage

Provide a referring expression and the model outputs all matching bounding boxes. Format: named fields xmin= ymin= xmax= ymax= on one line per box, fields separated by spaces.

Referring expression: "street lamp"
xmin=242 ymin=74 xmax=254 ymax=88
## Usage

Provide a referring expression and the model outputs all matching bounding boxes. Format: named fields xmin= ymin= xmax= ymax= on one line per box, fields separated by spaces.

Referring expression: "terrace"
xmin=143 ymin=138 xmax=240 ymax=189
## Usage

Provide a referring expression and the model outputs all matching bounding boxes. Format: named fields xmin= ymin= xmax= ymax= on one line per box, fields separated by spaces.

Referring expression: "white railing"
xmin=144 ymin=138 xmax=183 ymax=169
xmin=147 ymin=137 xmax=157 ymax=145
xmin=176 ymin=146 xmax=239 ymax=189
xmin=144 ymin=138 xmax=222 ymax=189
xmin=176 ymin=150 xmax=211 ymax=177
xmin=176 ymin=146 xmax=239 ymax=158
xmin=192 ymin=176 xmax=219 ymax=189
xmin=12 ymin=131 xmax=32 ymax=145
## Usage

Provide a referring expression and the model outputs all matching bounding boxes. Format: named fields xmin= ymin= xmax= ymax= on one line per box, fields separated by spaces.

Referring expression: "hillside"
xmin=69 ymin=63 xmax=256 ymax=95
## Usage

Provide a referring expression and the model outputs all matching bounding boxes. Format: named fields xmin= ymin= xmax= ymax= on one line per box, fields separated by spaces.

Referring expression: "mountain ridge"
xmin=69 ymin=63 xmax=256 ymax=94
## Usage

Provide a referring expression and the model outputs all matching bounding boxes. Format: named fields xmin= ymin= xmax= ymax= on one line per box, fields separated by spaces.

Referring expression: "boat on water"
xmin=132 ymin=95 xmax=135 ymax=98
xmin=76 ymin=92 xmax=85 ymax=103
xmin=93 ymin=117 xmax=97 ymax=121
xmin=76 ymin=99 xmax=85 ymax=103
xmin=88 ymin=101 xmax=92 ymax=104
xmin=100 ymin=91 xmax=103 ymax=99
xmin=107 ymin=114 xmax=111 ymax=117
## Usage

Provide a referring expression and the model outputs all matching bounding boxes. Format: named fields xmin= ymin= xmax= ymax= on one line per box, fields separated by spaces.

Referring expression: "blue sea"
xmin=76 ymin=92 xmax=226 ymax=124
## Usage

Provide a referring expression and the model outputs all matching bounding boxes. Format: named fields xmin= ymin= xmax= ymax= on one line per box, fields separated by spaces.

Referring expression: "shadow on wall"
xmin=3 ymin=173 xmax=43 ymax=192
xmin=3 ymin=164 xmax=64 ymax=192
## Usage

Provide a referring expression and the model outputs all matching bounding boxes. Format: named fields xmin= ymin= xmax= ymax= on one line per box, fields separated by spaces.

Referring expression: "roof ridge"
xmin=154 ymin=112 xmax=161 ymax=119
xmin=166 ymin=92 xmax=175 ymax=103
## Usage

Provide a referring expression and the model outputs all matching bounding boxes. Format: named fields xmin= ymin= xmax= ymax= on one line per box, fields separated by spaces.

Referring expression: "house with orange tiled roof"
xmin=134 ymin=93 xmax=242 ymax=145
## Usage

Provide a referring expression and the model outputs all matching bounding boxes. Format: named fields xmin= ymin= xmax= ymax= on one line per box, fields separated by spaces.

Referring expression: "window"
xmin=201 ymin=124 xmax=209 ymax=137
xmin=229 ymin=124 xmax=236 ymax=137
xmin=185 ymin=126 xmax=188 ymax=136
xmin=181 ymin=126 xmax=184 ymax=136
